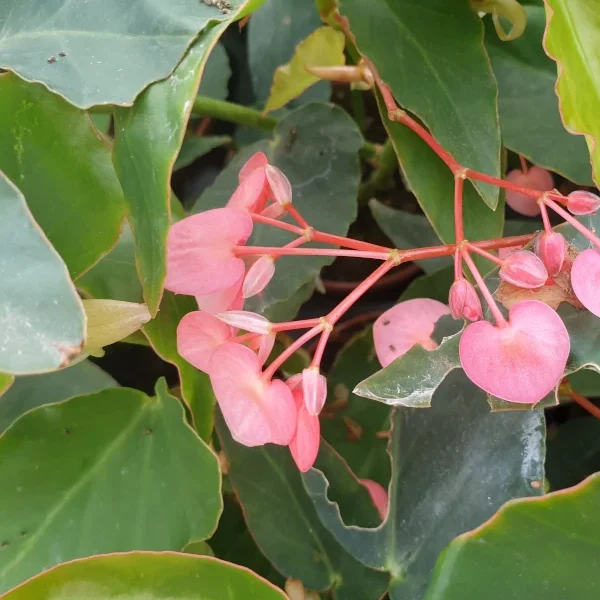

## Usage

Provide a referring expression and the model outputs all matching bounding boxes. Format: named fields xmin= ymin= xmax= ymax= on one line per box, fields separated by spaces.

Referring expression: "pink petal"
xmin=177 ymin=311 xmax=233 ymax=373
xmin=360 ymin=479 xmax=389 ymax=520
xmin=196 ymin=277 xmax=244 ymax=315
xmin=288 ymin=380 xmax=320 ymax=472
xmin=459 ymin=300 xmax=570 ymax=403
xmin=498 ymin=246 xmax=520 ymax=260
xmin=500 ymin=250 xmax=548 ymax=289
xmin=373 ymin=299 xmax=451 ymax=367
xmin=535 ymin=232 xmax=566 ymax=277
xmin=572 ymin=249 xmax=600 ymax=317
xmin=239 ymin=152 xmax=269 ymax=182
xmin=260 ymin=203 xmax=286 ymax=219
xmin=265 ymin=164 xmax=293 ymax=206
xmin=209 ymin=343 xmax=296 ymax=446
xmin=228 ymin=167 xmax=270 ymax=214
xmin=255 ymin=333 xmax=276 ymax=366
xmin=301 ymin=368 xmax=327 ymax=416
xmin=567 ymin=190 xmax=600 ymax=215
xmin=216 ymin=310 xmax=272 ymax=334
xmin=165 ymin=208 xmax=252 ymax=297
xmin=505 ymin=167 xmax=553 ymax=217
xmin=243 ymin=256 xmax=275 ymax=298
xmin=449 ymin=279 xmax=482 ymax=322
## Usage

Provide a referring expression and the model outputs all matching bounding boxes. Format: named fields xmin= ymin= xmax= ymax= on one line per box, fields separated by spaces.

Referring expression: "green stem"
xmin=193 ymin=96 xmax=277 ymax=132
xmin=357 ymin=139 xmax=397 ymax=204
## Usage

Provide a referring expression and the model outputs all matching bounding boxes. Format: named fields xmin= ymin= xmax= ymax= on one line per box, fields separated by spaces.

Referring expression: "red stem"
xmin=234 ymin=246 xmax=389 ymax=260
xmin=272 ymin=318 xmax=321 ymax=332
xmin=263 ymin=326 xmax=323 ymax=380
xmin=466 ymin=243 xmax=504 ymax=267
xmin=569 ymin=389 xmax=600 ymax=420
xmin=544 ymin=198 xmax=600 ymax=250
xmin=454 ymin=174 xmax=466 ymax=244
xmin=286 ymin=204 xmax=310 ymax=229
xmin=539 ymin=202 xmax=553 ymax=235
xmin=519 ymin=155 xmax=529 ymax=174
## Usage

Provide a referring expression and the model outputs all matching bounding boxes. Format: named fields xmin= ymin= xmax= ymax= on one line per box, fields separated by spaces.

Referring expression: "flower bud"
xmin=242 ymin=256 xmax=275 ymax=298
xmin=302 ymin=367 xmax=327 ymax=416
xmin=215 ymin=310 xmax=271 ymax=335
xmin=534 ymin=231 xmax=566 ymax=277
xmin=566 ymin=190 xmax=600 ymax=215
xmin=449 ymin=279 xmax=483 ymax=322
xmin=265 ymin=164 xmax=292 ymax=206
xmin=499 ymin=250 xmax=548 ymax=289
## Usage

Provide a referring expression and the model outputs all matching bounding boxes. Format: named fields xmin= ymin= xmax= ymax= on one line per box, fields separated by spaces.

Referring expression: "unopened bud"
xmin=242 ymin=256 xmax=275 ymax=298
xmin=83 ymin=299 xmax=151 ymax=357
xmin=285 ymin=579 xmax=306 ymax=600
xmin=302 ymin=367 xmax=327 ymax=416
xmin=256 ymin=333 xmax=276 ymax=366
xmin=500 ymin=250 xmax=548 ymax=289
xmin=535 ymin=231 xmax=566 ymax=277
xmin=449 ymin=279 xmax=483 ymax=322
xmin=566 ymin=190 xmax=600 ymax=215
xmin=238 ymin=151 xmax=268 ymax=183
xmin=265 ymin=164 xmax=292 ymax=206
xmin=215 ymin=310 xmax=271 ymax=335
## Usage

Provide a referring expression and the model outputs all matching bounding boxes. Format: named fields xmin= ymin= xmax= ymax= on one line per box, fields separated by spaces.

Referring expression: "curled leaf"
xmin=473 ymin=0 xmax=527 ymax=41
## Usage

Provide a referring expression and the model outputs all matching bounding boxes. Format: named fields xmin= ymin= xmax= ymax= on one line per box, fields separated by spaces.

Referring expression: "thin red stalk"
xmin=519 ymin=155 xmax=528 ymax=174
xmin=569 ymin=389 xmax=600 ymax=420
xmin=234 ymin=246 xmax=389 ymax=260
xmin=461 ymin=248 xmax=508 ymax=328
xmin=465 ymin=169 xmax=542 ymax=199
xmin=232 ymin=332 xmax=259 ymax=344
xmin=454 ymin=174 xmax=466 ymax=244
xmin=539 ymin=202 xmax=553 ymax=235
xmin=272 ymin=318 xmax=321 ymax=332
xmin=311 ymin=230 xmax=391 ymax=252
xmin=544 ymin=198 xmax=600 ymax=249
xmin=263 ymin=326 xmax=323 ymax=381
xmin=284 ymin=237 xmax=308 ymax=249
xmin=466 ymin=243 xmax=504 ymax=267
xmin=286 ymin=204 xmax=310 ymax=229
xmin=311 ymin=330 xmax=331 ymax=368
xmin=251 ymin=213 xmax=304 ymax=235
xmin=454 ymin=249 xmax=463 ymax=280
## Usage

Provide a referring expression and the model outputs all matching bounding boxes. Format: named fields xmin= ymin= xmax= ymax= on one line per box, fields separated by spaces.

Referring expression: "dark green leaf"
xmin=1 ymin=552 xmax=287 ymax=599
xmin=0 ymin=172 xmax=85 ymax=375
xmin=0 ymin=380 xmax=222 ymax=593
xmin=198 ymin=43 xmax=231 ymax=101
xmin=425 ymin=474 xmax=600 ymax=600
xmin=175 ymin=136 xmax=231 ymax=171
xmin=398 ymin=267 xmax=455 ymax=303
xmin=0 ymin=74 xmax=125 ymax=279
xmin=340 ymin=0 xmax=501 ymax=207
xmin=304 ymin=370 xmax=545 ymax=600
xmin=194 ymin=103 xmax=362 ymax=319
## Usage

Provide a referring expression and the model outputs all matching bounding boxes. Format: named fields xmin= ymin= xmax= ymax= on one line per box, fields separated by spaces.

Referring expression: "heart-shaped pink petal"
xmin=374 ymin=299 xmax=451 ymax=367
xmin=505 ymin=167 xmax=553 ymax=216
xmin=459 ymin=300 xmax=570 ymax=403
xmin=209 ymin=343 xmax=296 ymax=447
xmin=195 ymin=276 xmax=244 ymax=314
xmin=572 ymin=249 xmax=600 ymax=317
xmin=287 ymin=378 xmax=320 ymax=473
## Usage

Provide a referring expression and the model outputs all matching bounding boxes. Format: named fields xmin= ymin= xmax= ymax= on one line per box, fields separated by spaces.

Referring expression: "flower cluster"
xmin=166 ymin=149 xmax=600 ymax=472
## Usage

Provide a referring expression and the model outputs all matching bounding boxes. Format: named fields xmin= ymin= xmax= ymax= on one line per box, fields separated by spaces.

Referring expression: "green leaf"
xmin=0 ymin=360 xmax=117 ymax=434
xmin=0 ymin=172 xmax=85 ymax=375
xmin=0 ymin=0 xmax=263 ymax=109
xmin=0 ymin=74 xmax=125 ymax=279
xmin=485 ymin=6 xmax=593 ymax=185
xmin=198 ymin=43 xmax=231 ymax=101
xmin=0 ymin=380 xmax=222 ymax=593
xmin=544 ymin=0 xmax=600 ymax=187
xmin=113 ymin=25 xmax=230 ymax=315
xmin=340 ymin=0 xmax=501 ymax=207
xmin=183 ymin=540 xmax=214 ymax=557
xmin=425 ymin=474 xmax=600 ymax=600
xmin=143 ymin=292 xmax=216 ymax=442
xmin=265 ymin=27 xmax=345 ymax=113
xmin=194 ymin=103 xmax=362 ymax=319
xmin=0 ymin=552 xmax=287 ymax=599
xmin=175 ymin=136 xmax=231 ymax=171
xmin=567 ymin=369 xmax=600 ymax=398
xmin=303 ymin=370 xmax=545 ymax=600
xmin=0 ymin=374 xmax=13 ymax=397
xmin=216 ymin=412 xmax=389 ymax=600
xmin=322 ymin=328 xmax=391 ymax=487
xmin=398 ymin=267 xmax=455 ymax=303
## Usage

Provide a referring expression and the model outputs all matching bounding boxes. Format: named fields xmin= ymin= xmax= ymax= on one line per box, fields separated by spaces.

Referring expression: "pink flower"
xmin=209 ymin=343 xmax=297 ymax=447
xmin=459 ymin=300 xmax=570 ymax=403
xmin=215 ymin=310 xmax=272 ymax=334
xmin=265 ymin=164 xmax=293 ymax=206
xmin=499 ymin=250 xmax=548 ymax=288
xmin=287 ymin=375 xmax=320 ymax=472
xmin=243 ymin=256 xmax=276 ymax=298
xmin=373 ymin=299 xmax=451 ymax=367
xmin=535 ymin=231 xmax=566 ymax=277
xmin=505 ymin=167 xmax=553 ymax=216
xmin=360 ymin=479 xmax=388 ymax=520
xmin=165 ymin=207 xmax=252 ymax=298
xmin=449 ymin=279 xmax=483 ymax=321
xmin=571 ymin=249 xmax=600 ymax=317
xmin=195 ymin=276 xmax=244 ymax=315
xmin=228 ymin=163 xmax=271 ymax=214
xmin=301 ymin=367 xmax=328 ymax=416
xmin=566 ymin=190 xmax=600 ymax=215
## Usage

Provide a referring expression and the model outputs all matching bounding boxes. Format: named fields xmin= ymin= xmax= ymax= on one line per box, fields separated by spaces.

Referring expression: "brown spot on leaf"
xmin=58 ymin=51 xmax=67 ymax=57
xmin=143 ymin=428 xmax=153 ymax=435
xmin=63 ymin=428 xmax=71 ymax=435
xmin=47 ymin=56 xmax=57 ymax=64
xmin=56 ymin=342 xmax=84 ymax=368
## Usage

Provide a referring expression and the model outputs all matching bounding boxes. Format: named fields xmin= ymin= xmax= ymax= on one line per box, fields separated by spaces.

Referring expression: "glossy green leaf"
xmin=113 ymin=24 xmax=230 ymax=315
xmin=1 ymin=552 xmax=286 ymax=599
xmin=0 ymin=172 xmax=85 ymax=375
xmin=0 ymin=361 xmax=117 ymax=434
xmin=183 ymin=540 xmax=214 ymax=557
xmin=544 ymin=0 xmax=600 ymax=187
xmin=304 ymin=370 xmax=545 ymax=600
xmin=0 ymin=380 xmax=222 ymax=593
xmin=485 ymin=7 xmax=593 ymax=184
xmin=216 ymin=412 xmax=389 ymax=599
xmin=340 ymin=0 xmax=501 ymax=207
xmin=0 ymin=74 xmax=125 ymax=279
xmin=198 ymin=43 xmax=231 ymax=101
xmin=174 ymin=136 xmax=231 ymax=171
xmin=195 ymin=103 xmax=362 ymax=319
xmin=567 ymin=369 xmax=600 ymax=398
xmin=143 ymin=292 xmax=216 ymax=442
xmin=398 ymin=267 xmax=455 ymax=303
xmin=0 ymin=0 xmax=262 ymax=109
xmin=264 ymin=27 xmax=345 ymax=113
xmin=425 ymin=474 xmax=600 ymax=600
xmin=0 ymin=374 xmax=13 ymax=398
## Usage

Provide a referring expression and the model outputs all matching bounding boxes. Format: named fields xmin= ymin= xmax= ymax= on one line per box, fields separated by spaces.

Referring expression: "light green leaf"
xmin=0 ymin=0 xmax=263 ymax=109
xmin=0 ymin=381 xmax=222 ymax=593
xmin=425 ymin=474 xmax=600 ymax=600
xmin=0 ymin=172 xmax=85 ymax=375
xmin=0 ymin=374 xmax=14 ymax=398
xmin=0 ymin=552 xmax=287 ymax=599
xmin=0 ymin=74 xmax=125 ymax=279
xmin=265 ymin=27 xmax=345 ymax=113
xmin=544 ymin=0 xmax=600 ymax=186
xmin=340 ymin=0 xmax=501 ymax=207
